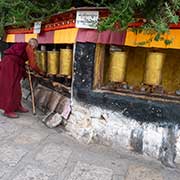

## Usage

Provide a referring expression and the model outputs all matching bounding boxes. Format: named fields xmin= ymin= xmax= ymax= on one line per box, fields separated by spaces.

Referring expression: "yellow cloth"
xmin=54 ymin=28 xmax=78 ymax=44
xmin=124 ymin=29 xmax=136 ymax=47
xmin=6 ymin=34 xmax=15 ymax=43
xmin=25 ymin=34 xmax=37 ymax=42
xmin=166 ymin=29 xmax=180 ymax=49
xmin=125 ymin=29 xmax=168 ymax=48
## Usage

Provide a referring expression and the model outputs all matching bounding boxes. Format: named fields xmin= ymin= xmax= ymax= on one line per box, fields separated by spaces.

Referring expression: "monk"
xmin=0 ymin=38 xmax=42 ymax=118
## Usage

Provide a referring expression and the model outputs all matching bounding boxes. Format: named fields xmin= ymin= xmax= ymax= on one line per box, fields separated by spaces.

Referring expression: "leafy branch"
xmin=0 ymin=0 xmax=73 ymax=37
xmin=1 ymin=0 xmax=180 ymax=45
xmin=85 ymin=0 xmax=180 ymax=45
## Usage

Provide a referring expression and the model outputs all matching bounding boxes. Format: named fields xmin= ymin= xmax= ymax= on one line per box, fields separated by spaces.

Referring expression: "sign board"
xmin=76 ymin=11 xmax=99 ymax=29
xmin=33 ymin=21 xmax=41 ymax=34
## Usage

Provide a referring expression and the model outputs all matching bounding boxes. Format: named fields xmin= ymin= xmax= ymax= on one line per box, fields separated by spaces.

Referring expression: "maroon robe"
xmin=0 ymin=43 xmax=28 ymax=113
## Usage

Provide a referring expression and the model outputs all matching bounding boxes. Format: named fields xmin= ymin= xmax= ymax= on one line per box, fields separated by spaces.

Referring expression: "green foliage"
xmin=0 ymin=0 xmax=72 ymax=37
xmin=1 ymin=0 xmax=180 ymax=45
xmin=85 ymin=0 xmax=180 ymax=45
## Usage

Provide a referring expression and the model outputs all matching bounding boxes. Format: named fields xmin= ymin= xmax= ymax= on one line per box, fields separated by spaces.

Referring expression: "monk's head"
xmin=28 ymin=38 xmax=38 ymax=49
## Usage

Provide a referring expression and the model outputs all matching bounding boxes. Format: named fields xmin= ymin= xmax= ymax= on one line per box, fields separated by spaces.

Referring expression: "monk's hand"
xmin=39 ymin=71 xmax=45 ymax=76
xmin=25 ymin=64 xmax=30 ymax=71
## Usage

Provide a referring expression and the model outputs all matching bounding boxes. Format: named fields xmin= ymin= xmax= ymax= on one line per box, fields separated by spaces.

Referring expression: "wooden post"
xmin=93 ymin=44 xmax=105 ymax=89
xmin=27 ymin=67 xmax=36 ymax=115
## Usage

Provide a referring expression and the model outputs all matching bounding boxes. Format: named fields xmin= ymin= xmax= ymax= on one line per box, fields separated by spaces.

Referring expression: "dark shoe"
xmin=4 ymin=112 xmax=19 ymax=118
xmin=16 ymin=106 xmax=29 ymax=113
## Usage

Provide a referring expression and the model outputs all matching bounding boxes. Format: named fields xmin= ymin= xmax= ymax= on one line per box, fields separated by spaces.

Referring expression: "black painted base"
xmin=73 ymin=42 xmax=180 ymax=124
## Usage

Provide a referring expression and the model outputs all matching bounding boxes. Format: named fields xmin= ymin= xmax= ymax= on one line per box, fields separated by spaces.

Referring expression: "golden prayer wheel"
xmin=108 ymin=51 xmax=127 ymax=82
xmin=144 ymin=52 xmax=165 ymax=86
xmin=36 ymin=51 xmax=47 ymax=72
xmin=47 ymin=51 xmax=59 ymax=75
xmin=59 ymin=49 xmax=73 ymax=77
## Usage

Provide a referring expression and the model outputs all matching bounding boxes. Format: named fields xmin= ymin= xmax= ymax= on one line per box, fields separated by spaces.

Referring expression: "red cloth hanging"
xmin=76 ymin=29 xmax=127 ymax=45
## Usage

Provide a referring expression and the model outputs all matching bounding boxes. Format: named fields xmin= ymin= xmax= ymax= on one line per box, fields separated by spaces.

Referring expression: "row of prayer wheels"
xmin=36 ymin=49 xmax=73 ymax=77
xmin=108 ymin=47 xmax=165 ymax=86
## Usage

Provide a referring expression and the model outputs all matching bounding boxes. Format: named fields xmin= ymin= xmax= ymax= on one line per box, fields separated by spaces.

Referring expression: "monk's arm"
xmin=26 ymin=45 xmax=42 ymax=74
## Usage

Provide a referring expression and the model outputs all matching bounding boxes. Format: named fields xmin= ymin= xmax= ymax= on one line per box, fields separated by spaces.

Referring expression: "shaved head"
xmin=28 ymin=38 xmax=38 ymax=49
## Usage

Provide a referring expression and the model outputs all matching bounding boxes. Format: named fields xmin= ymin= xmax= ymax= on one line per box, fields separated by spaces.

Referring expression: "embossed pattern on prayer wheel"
xmin=144 ymin=52 xmax=165 ymax=86
xmin=36 ymin=51 xmax=47 ymax=72
xmin=59 ymin=49 xmax=73 ymax=77
xmin=108 ymin=51 xmax=127 ymax=82
xmin=47 ymin=51 xmax=59 ymax=75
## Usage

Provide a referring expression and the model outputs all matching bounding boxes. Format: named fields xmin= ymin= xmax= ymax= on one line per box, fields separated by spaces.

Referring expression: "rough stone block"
xmin=175 ymin=130 xmax=180 ymax=163
xmin=159 ymin=126 xmax=177 ymax=168
xmin=125 ymin=165 xmax=163 ymax=180
xmin=143 ymin=125 xmax=163 ymax=159
xmin=12 ymin=165 xmax=56 ymax=180
xmin=113 ymin=175 xmax=125 ymax=180
xmin=67 ymin=162 xmax=113 ymax=180
xmin=37 ymin=89 xmax=52 ymax=113
xmin=14 ymin=129 xmax=48 ymax=145
xmin=0 ymin=162 xmax=11 ymax=179
xmin=130 ymin=128 xmax=143 ymax=153
xmin=0 ymin=144 xmax=27 ymax=166
xmin=47 ymin=92 xmax=61 ymax=112
xmin=0 ymin=122 xmax=20 ymax=141
xmin=67 ymin=101 xmax=178 ymax=166
xmin=55 ymin=97 xmax=69 ymax=114
xmin=33 ymin=86 xmax=42 ymax=100
xmin=44 ymin=112 xmax=63 ymax=128
xmin=35 ymin=143 xmax=72 ymax=172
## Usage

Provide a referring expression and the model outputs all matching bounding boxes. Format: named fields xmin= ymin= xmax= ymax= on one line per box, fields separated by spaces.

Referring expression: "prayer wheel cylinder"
xmin=47 ymin=51 xmax=59 ymax=75
xmin=144 ymin=52 xmax=165 ymax=86
xmin=108 ymin=51 xmax=127 ymax=82
xmin=36 ymin=51 xmax=47 ymax=72
xmin=59 ymin=49 xmax=73 ymax=77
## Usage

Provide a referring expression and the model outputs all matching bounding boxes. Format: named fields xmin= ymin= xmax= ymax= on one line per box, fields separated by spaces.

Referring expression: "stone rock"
xmin=12 ymin=165 xmax=55 ymax=180
xmin=22 ymin=88 xmax=30 ymax=100
xmin=143 ymin=124 xmax=163 ymax=159
xmin=66 ymin=101 xmax=170 ymax=163
xmin=129 ymin=85 xmax=134 ymax=90
xmin=34 ymin=85 xmax=42 ymax=100
xmin=10 ymin=115 xmax=34 ymax=126
xmin=33 ymin=85 xmax=52 ymax=113
xmin=122 ymin=84 xmax=128 ymax=89
xmin=61 ymin=99 xmax=71 ymax=119
xmin=0 ymin=144 xmax=27 ymax=166
xmin=0 ymin=121 xmax=20 ymax=141
xmin=130 ymin=128 xmax=143 ymax=153
xmin=175 ymin=90 xmax=180 ymax=96
xmin=125 ymin=165 xmax=163 ymax=180
xmin=65 ymin=114 xmax=87 ymax=141
xmin=45 ymin=112 xmax=63 ymax=128
xmin=67 ymin=162 xmax=113 ymax=180
xmin=175 ymin=130 xmax=180 ymax=163
xmin=0 ymin=162 xmax=11 ymax=179
xmin=38 ymin=90 xmax=52 ymax=113
xmin=159 ymin=126 xmax=177 ymax=168
xmin=35 ymin=143 xmax=72 ymax=172
xmin=113 ymin=175 xmax=125 ymax=180
xmin=89 ymin=106 xmax=103 ymax=119
xmin=14 ymin=129 xmax=48 ymax=145
xmin=140 ymin=87 xmax=147 ymax=92
xmin=47 ymin=91 xmax=61 ymax=112
xmin=106 ymin=119 xmax=134 ymax=149
xmin=55 ymin=97 xmax=70 ymax=115
xmin=101 ymin=113 xmax=109 ymax=121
